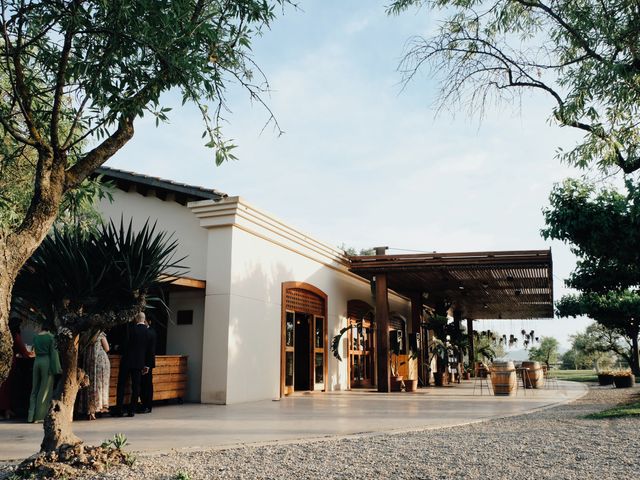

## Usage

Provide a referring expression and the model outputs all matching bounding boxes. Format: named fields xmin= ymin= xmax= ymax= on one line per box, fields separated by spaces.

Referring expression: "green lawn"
xmin=554 ymin=369 xmax=598 ymax=383
xmin=586 ymin=401 xmax=640 ymax=419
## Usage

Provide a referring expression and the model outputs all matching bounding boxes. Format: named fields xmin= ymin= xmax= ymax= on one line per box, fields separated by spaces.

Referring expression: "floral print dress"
xmin=79 ymin=332 xmax=111 ymax=415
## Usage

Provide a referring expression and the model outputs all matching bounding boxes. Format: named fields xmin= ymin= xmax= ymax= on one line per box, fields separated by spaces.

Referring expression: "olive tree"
xmin=12 ymin=220 xmax=183 ymax=453
xmin=0 ymin=0 xmax=289 ymax=383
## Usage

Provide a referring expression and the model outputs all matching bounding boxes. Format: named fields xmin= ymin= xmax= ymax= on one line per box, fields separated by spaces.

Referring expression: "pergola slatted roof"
xmin=349 ymin=250 xmax=553 ymax=320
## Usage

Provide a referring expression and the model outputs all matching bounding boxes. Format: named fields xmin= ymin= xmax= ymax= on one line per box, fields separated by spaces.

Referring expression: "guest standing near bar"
xmin=0 ymin=318 xmax=34 ymax=419
xmin=115 ymin=313 xmax=150 ymax=417
xmin=78 ymin=331 xmax=111 ymax=420
xmin=27 ymin=326 xmax=61 ymax=423
xmin=140 ymin=316 xmax=157 ymax=413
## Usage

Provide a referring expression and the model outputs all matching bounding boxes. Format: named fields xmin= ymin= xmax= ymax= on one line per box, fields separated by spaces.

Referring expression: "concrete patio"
xmin=0 ymin=380 xmax=586 ymax=461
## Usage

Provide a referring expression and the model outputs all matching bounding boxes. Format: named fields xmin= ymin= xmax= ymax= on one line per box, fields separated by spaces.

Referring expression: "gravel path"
xmin=2 ymin=385 xmax=638 ymax=480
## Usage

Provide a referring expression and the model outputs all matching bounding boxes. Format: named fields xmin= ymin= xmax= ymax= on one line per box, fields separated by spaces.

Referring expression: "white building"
xmin=96 ymin=167 xmax=411 ymax=405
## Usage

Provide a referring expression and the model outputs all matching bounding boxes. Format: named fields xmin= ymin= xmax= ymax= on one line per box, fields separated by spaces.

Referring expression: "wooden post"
xmin=409 ymin=293 xmax=422 ymax=335
xmin=376 ymin=273 xmax=390 ymax=392
xmin=467 ymin=318 xmax=474 ymax=374
xmin=453 ymin=310 xmax=463 ymax=383
xmin=409 ymin=292 xmax=421 ymax=385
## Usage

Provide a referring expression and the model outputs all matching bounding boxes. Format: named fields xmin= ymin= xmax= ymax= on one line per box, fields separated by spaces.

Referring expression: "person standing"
xmin=115 ymin=312 xmax=150 ymax=417
xmin=78 ymin=331 xmax=111 ymax=420
xmin=0 ymin=318 xmax=34 ymax=419
xmin=27 ymin=325 xmax=62 ymax=423
xmin=140 ymin=317 xmax=157 ymax=413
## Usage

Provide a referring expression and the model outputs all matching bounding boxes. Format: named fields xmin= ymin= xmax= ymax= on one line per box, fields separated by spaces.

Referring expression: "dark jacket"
xmin=121 ymin=323 xmax=150 ymax=370
xmin=146 ymin=326 xmax=157 ymax=369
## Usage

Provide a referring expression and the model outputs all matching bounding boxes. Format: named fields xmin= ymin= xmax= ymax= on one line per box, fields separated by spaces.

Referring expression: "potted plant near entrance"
xmin=389 ymin=339 xmax=404 ymax=391
xmin=613 ymin=370 xmax=635 ymax=388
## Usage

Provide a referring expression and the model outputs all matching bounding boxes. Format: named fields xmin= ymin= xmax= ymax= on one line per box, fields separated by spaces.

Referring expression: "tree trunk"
xmin=0 ymin=273 xmax=14 ymax=384
xmin=41 ymin=333 xmax=86 ymax=452
xmin=631 ymin=333 xmax=640 ymax=377
xmin=0 ymin=159 xmax=65 ymax=384
xmin=0 ymin=233 xmax=54 ymax=383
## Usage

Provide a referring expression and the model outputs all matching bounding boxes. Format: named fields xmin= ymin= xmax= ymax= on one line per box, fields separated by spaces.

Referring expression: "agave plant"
xmin=12 ymin=218 xmax=185 ymax=452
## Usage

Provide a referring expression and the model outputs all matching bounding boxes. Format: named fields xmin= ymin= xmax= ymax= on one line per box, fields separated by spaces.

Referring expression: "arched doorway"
xmin=347 ymin=300 xmax=376 ymax=388
xmin=281 ymin=282 xmax=328 ymax=396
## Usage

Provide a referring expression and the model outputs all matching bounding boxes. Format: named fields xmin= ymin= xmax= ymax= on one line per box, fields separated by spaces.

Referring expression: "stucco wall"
xmin=166 ymin=291 xmax=205 ymax=402
xmin=97 ymin=189 xmax=208 ymax=280
xmin=191 ymin=197 xmax=411 ymax=405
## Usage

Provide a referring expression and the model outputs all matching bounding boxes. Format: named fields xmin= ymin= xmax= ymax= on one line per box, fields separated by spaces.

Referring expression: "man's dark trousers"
xmin=116 ymin=367 xmax=142 ymax=415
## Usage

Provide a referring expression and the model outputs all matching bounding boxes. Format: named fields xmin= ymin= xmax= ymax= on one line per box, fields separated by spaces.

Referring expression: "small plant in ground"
xmin=124 ymin=453 xmax=137 ymax=467
xmin=175 ymin=472 xmax=191 ymax=480
xmin=102 ymin=433 xmax=128 ymax=449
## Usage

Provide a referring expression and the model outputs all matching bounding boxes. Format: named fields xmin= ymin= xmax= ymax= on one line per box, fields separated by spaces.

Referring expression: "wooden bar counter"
xmin=108 ymin=355 xmax=188 ymax=406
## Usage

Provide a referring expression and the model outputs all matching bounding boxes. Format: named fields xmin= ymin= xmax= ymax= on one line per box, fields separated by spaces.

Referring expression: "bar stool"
xmin=516 ymin=367 xmax=531 ymax=396
xmin=473 ymin=364 xmax=492 ymax=395
xmin=543 ymin=365 xmax=559 ymax=390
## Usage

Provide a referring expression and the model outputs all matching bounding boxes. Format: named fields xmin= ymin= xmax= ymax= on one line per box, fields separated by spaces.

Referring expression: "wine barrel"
xmin=490 ymin=361 xmax=517 ymax=396
xmin=521 ymin=361 xmax=544 ymax=388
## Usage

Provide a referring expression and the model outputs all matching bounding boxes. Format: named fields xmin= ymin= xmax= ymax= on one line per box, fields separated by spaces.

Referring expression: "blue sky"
xmin=106 ymin=0 xmax=591 ymax=347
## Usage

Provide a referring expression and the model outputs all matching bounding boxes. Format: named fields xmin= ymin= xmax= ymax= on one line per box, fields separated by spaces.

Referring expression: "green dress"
xmin=28 ymin=332 xmax=62 ymax=423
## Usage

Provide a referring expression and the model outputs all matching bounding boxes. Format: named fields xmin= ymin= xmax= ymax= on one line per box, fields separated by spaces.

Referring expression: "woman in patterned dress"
xmin=79 ymin=331 xmax=111 ymax=420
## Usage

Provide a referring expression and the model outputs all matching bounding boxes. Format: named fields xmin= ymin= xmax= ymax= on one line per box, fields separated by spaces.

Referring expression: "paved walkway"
xmin=0 ymin=380 xmax=586 ymax=461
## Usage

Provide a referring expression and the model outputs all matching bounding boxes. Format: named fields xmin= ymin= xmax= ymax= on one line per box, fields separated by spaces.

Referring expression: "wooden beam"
xmin=161 ymin=275 xmax=206 ymax=290
xmin=375 ymin=274 xmax=390 ymax=393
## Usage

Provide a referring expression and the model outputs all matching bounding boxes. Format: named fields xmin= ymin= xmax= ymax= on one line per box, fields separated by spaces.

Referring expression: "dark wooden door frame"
xmin=280 ymin=282 xmax=328 ymax=398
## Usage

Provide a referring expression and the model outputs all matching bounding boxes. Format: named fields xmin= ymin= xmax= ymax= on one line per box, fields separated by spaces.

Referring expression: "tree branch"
xmin=64 ymin=116 xmax=134 ymax=190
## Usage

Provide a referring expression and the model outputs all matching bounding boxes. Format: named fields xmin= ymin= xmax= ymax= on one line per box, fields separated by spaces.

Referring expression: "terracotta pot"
xmin=390 ymin=375 xmax=404 ymax=392
xmin=613 ymin=375 xmax=635 ymax=388
xmin=597 ymin=373 xmax=614 ymax=386
xmin=433 ymin=372 xmax=446 ymax=387
xmin=404 ymin=379 xmax=418 ymax=392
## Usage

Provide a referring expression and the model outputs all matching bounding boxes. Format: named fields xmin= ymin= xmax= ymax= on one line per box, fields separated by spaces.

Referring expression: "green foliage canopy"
xmin=542 ymin=179 xmax=640 ymax=292
xmin=528 ymin=336 xmax=560 ymax=366
xmin=543 ymin=179 xmax=640 ymax=374
xmin=388 ymin=0 xmax=640 ymax=174
xmin=1 ymin=0 xmax=289 ymax=172
xmin=12 ymin=219 xmax=184 ymax=334
xmin=562 ymin=323 xmax=622 ymax=370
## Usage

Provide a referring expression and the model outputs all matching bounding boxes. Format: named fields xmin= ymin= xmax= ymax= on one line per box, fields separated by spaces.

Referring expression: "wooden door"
xmin=349 ymin=319 xmax=375 ymax=388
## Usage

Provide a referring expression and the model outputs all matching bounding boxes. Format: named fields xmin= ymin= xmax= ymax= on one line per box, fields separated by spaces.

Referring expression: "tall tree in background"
xmin=528 ymin=336 xmax=560 ymax=368
xmin=562 ymin=323 xmax=622 ymax=371
xmin=543 ymin=179 xmax=640 ymax=375
xmin=0 ymin=0 xmax=289 ymax=382
xmin=388 ymin=0 xmax=640 ymax=175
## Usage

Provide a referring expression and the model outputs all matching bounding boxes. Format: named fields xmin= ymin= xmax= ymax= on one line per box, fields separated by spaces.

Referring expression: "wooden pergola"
xmin=348 ymin=249 xmax=554 ymax=392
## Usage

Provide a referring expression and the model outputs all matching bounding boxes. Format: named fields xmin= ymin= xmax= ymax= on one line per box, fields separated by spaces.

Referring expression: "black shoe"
xmin=110 ymin=410 xmax=124 ymax=418
xmin=126 ymin=412 xmax=135 ymax=418
xmin=140 ymin=408 xmax=151 ymax=414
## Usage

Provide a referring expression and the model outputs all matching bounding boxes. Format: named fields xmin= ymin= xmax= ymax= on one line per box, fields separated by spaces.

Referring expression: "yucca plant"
xmin=13 ymin=219 xmax=184 ymax=452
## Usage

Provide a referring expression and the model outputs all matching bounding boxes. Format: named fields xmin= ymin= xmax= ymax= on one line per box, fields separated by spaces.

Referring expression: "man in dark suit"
xmin=140 ymin=316 xmax=157 ymax=413
xmin=115 ymin=312 xmax=150 ymax=417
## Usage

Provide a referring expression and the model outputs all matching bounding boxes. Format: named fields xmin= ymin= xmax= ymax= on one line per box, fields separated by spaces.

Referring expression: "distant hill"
xmin=503 ymin=349 xmax=530 ymax=361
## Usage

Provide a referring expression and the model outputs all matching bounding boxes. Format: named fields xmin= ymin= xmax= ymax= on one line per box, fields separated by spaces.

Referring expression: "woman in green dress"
xmin=27 ymin=326 xmax=62 ymax=423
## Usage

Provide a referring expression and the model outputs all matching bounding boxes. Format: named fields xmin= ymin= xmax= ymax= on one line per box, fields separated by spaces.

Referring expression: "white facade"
xmin=99 ymin=184 xmax=410 ymax=405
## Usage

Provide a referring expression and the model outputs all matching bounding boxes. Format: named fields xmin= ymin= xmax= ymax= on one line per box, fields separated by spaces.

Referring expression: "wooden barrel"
xmin=521 ymin=361 xmax=544 ymax=388
xmin=490 ymin=361 xmax=516 ymax=396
